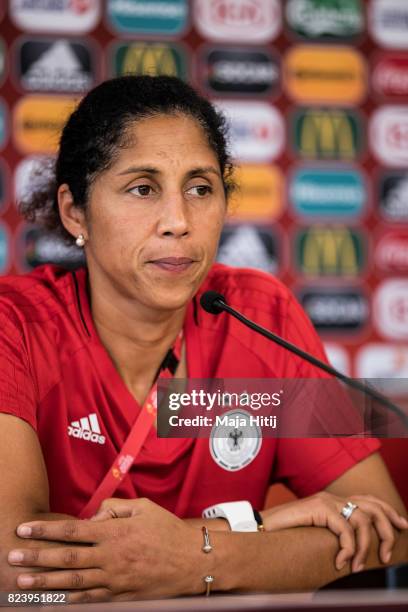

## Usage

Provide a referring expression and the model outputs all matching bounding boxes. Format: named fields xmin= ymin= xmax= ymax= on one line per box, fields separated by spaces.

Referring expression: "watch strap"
xmin=202 ymin=500 xmax=258 ymax=532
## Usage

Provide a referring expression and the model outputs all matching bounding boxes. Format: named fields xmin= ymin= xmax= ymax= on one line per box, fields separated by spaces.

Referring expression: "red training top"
xmin=0 ymin=263 xmax=380 ymax=517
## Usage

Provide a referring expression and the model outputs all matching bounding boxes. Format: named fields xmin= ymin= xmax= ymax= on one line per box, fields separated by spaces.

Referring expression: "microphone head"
xmin=200 ymin=291 xmax=226 ymax=315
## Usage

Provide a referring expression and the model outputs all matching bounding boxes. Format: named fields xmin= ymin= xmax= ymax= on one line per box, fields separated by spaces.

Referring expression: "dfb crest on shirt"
xmin=209 ymin=409 xmax=262 ymax=472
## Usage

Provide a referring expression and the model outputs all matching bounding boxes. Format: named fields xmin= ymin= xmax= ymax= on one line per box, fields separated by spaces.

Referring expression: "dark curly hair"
xmin=18 ymin=75 xmax=235 ymax=244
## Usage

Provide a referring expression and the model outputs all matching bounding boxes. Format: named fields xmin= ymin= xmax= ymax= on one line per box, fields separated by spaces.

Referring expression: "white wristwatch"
xmin=202 ymin=500 xmax=258 ymax=532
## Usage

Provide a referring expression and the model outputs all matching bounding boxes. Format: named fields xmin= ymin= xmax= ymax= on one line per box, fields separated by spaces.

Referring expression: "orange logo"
xmin=13 ymin=95 xmax=78 ymax=154
xmin=112 ymin=468 xmax=121 ymax=479
xmin=284 ymin=45 xmax=366 ymax=105
xmin=229 ymin=165 xmax=283 ymax=221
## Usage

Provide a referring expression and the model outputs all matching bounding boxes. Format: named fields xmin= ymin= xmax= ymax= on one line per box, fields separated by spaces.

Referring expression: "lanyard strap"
xmin=79 ymin=332 xmax=183 ymax=519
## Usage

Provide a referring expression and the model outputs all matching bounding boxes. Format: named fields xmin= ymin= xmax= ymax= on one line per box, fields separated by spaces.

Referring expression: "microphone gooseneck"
xmin=199 ymin=290 xmax=408 ymax=430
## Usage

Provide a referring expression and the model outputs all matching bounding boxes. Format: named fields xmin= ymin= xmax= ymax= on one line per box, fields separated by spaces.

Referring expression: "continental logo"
xmin=295 ymin=226 xmax=364 ymax=277
xmin=112 ymin=42 xmax=187 ymax=78
xmin=293 ymin=109 xmax=362 ymax=160
xmin=13 ymin=95 xmax=77 ymax=154
xmin=229 ymin=165 xmax=283 ymax=221
xmin=284 ymin=45 xmax=366 ymax=104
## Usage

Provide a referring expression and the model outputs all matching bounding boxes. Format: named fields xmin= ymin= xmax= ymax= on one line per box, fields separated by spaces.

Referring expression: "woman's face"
xmin=83 ymin=113 xmax=227 ymax=312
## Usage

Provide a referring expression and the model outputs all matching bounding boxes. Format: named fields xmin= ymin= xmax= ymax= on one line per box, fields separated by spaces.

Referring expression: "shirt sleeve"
xmin=271 ymin=293 xmax=381 ymax=497
xmin=0 ymin=305 xmax=38 ymax=431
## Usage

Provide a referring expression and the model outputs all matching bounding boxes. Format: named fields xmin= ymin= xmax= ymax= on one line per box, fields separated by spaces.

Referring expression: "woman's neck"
xmin=87 ymin=275 xmax=186 ymax=389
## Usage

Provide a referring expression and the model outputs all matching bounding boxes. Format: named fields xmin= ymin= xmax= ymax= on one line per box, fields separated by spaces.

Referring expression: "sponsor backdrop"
xmin=0 ymin=2 xmax=407 ymax=413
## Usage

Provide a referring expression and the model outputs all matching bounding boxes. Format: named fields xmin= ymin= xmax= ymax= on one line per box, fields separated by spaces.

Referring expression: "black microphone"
xmin=200 ymin=290 xmax=225 ymax=314
xmin=199 ymin=290 xmax=408 ymax=430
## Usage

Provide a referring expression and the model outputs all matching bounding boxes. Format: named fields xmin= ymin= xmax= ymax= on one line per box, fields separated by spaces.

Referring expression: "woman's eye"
xmin=129 ymin=184 xmax=153 ymax=196
xmin=187 ymin=185 xmax=212 ymax=197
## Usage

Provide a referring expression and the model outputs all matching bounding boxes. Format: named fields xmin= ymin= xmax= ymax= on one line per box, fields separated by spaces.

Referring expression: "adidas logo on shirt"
xmin=68 ymin=413 xmax=106 ymax=445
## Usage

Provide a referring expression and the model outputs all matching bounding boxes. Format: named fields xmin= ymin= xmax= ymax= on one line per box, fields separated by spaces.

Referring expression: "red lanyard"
xmin=79 ymin=331 xmax=183 ymax=519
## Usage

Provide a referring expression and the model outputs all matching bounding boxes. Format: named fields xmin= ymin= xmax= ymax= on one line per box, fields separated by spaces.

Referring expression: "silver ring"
xmin=341 ymin=501 xmax=358 ymax=521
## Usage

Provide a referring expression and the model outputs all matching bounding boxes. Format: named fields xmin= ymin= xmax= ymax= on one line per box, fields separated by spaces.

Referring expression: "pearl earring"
xmin=75 ymin=234 xmax=86 ymax=248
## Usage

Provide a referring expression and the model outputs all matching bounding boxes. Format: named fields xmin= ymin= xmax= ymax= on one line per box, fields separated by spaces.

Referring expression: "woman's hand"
xmin=8 ymin=498 xmax=209 ymax=603
xmin=262 ymin=491 xmax=408 ymax=573
xmin=91 ymin=497 xmax=231 ymax=531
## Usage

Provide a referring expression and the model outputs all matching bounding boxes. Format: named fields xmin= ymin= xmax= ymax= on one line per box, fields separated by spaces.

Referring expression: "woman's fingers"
xmin=346 ymin=510 xmax=372 ymax=572
xmin=351 ymin=500 xmax=396 ymax=564
xmin=353 ymin=496 xmax=408 ymax=531
xmin=16 ymin=519 xmax=106 ymax=544
xmin=8 ymin=546 xmax=100 ymax=569
xmin=16 ymin=568 xmax=106 ymax=591
xmin=341 ymin=493 xmax=408 ymax=568
xmin=263 ymin=492 xmax=406 ymax=573
xmin=321 ymin=511 xmax=356 ymax=570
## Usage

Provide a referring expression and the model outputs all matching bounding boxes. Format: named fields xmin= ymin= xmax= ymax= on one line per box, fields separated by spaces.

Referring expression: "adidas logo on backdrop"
xmin=68 ymin=413 xmax=105 ymax=445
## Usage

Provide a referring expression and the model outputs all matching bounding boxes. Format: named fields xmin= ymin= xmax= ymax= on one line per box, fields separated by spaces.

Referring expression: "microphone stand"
xmin=204 ymin=294 xmax=408 ymax=431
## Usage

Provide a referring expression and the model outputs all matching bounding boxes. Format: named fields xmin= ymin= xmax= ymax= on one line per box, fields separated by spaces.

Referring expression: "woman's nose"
xmin=156 ymin=193 xmax=190 ymax=238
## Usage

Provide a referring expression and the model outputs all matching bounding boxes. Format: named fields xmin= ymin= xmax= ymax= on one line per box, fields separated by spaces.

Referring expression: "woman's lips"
xmin=148 ymin=257 xmax=196 ymax=272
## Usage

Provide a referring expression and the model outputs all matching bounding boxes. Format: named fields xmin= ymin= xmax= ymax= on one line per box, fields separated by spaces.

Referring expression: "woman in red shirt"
xmin=1 ymin=75 xmax=407 ymax=601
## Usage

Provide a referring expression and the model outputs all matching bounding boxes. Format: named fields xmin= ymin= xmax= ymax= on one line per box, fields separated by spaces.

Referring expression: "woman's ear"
xmin=57 ymin=184 xmax=88 ymax=241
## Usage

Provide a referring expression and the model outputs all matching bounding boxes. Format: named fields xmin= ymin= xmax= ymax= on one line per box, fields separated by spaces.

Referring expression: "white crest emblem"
xmin=209 ymin=409 xmax=262 ymax=472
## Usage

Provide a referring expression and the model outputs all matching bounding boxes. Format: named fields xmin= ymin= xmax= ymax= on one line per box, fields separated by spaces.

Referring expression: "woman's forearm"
xmin=209 ymin=526 xmax=408 ymax=593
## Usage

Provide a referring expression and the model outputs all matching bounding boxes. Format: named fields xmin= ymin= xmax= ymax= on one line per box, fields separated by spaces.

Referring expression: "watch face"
xmin=209 ymin=409 xmax=262 ymax=472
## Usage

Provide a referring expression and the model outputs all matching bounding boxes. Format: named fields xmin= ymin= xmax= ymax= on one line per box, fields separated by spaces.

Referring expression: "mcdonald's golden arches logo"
xmin=293 ymin=109 xmax=362 ymax=160
xmin=295 ymin=226 xmax=364 ymax=277
xmin=112 ymin=42 xmax=187 ymax=78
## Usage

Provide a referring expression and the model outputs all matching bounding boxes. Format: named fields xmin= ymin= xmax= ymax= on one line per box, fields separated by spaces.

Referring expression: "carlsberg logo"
xmin=286 ymin=0 xmax=363 ymax=37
